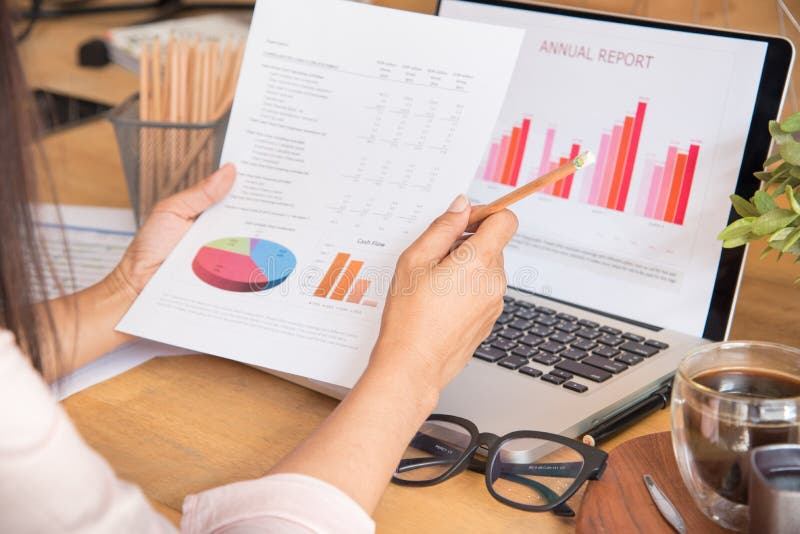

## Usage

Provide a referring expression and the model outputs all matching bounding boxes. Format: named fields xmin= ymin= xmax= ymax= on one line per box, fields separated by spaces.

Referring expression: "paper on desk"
xmin=34 ymin=204 xmax=194 ymax=399
xmin=118 ymin=0 xmax=524 ymax=388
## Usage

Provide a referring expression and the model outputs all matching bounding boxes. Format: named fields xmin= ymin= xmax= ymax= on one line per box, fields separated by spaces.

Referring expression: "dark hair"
xmin=0 ymin=0 xmax=58 ymax=377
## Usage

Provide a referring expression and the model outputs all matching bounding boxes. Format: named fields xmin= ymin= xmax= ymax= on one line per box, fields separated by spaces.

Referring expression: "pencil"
xmin=152 ymin=38 xmax=163 ymax=214
xmin=467 ymin=151 xmax=596 ymax=226
xmin=138 ymin=42 xmax=151 ymax=221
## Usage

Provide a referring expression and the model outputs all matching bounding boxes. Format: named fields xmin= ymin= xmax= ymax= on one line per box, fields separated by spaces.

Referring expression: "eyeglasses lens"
xmin=489 ymin=438 xmax=584 ymax=507
xmin=394 ymin=420 xmax=472 ymax=482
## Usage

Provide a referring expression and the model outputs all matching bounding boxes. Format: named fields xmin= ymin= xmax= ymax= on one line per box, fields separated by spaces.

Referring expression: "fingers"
xmin=153 ymin=163 xmax=236 ymax=219
xmin=401 ymin=195 xmax=471 ymax=265
xmin=451 ymin=209 xmax=518 ymax=267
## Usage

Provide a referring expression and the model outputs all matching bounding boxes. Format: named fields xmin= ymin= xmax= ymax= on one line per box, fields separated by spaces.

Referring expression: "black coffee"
xmin=684 ymin=369 xmax=800 ymax=505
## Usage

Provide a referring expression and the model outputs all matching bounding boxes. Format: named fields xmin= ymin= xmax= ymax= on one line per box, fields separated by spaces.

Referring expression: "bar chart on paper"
xmin=314 ymin=252 xmax=379 ymax=307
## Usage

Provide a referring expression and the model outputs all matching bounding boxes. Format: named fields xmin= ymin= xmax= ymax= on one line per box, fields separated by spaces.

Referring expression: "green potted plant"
xmin=718 ymin=112 xmax=800 ymax=280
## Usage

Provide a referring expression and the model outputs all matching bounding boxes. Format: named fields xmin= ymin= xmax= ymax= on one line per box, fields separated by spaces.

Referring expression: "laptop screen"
xmin=439 ymin=0 xmax=789 ymax=339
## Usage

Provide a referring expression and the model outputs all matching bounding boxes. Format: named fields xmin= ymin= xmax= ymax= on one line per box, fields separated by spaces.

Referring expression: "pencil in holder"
xmin=109 ymin=93 xmax=229 ymax=226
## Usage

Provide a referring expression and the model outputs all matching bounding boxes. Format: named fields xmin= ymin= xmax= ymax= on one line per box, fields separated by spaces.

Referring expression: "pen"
xmin=467 ymin=150 xmax=595 ymax=226
xmin=581 ymin=382 xmax=672 ymax=447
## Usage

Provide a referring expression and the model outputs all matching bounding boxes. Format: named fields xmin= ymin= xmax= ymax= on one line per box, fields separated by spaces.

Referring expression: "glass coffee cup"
xmin=671 ymin=341 xmax=800 ymax=531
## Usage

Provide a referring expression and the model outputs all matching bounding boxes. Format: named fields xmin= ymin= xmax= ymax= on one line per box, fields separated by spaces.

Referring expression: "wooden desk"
xmin=18 ymin=0 xmax=800 ymax=531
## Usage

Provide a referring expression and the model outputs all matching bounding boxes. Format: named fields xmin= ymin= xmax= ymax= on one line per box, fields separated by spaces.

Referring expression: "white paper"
xmin=118 ymin=0 xmax=523 ymax=387
xmin=34 ymin=204 xmax=194 ymax=399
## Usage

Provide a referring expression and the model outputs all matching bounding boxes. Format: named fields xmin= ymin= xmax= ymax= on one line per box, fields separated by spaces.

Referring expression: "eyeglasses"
xmin=391 ymin=414 xmax=608 ymax=517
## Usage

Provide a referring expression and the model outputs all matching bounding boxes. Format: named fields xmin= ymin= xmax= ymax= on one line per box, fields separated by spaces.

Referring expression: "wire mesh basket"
xmin=109 ymin=93 xmax=229 ymax=225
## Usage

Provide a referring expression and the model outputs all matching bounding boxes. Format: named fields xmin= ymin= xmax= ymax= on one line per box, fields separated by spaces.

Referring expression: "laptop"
xmin=271 ymin=0 xmax=794 ymax=439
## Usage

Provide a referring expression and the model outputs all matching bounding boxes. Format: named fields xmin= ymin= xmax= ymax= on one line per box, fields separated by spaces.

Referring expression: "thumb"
xmin=406 ymin=195 xmax=471 ymax=263
xmin=155 ymin=163 xmax=236 ymax=219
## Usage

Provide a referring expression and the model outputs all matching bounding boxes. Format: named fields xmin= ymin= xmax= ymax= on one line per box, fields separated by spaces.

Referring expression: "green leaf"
xmin=787 ymin=185 xmax=800 ymax=214
xmin=770 ymin=120 xmax=794 ymax=144
xmin=781 ymin=112 xmax=800 ymax=132
xmin=730 ymin=194 xmax=760 ymax=218
xmin=780 ymin=141 xmax=800 ymax=165
xmin=764 ymin=153 xmax=782 ymax=167
xmin=754 ymin=190 xmax=778 ymax=214
xmin=769 ymin=227 xmax=795 ymax=242
xmin=722 ymin=235 xmax=752 ymax=248
xmin=760 ymin=245 xmax=773 ymax=260
xmin=781 ymin=227 xmax=800 ymax=252
xmin=752 ymin=209 xmax=799 ymax=236
xmin=718 ymin=217 xmax=755 ymax=240
xmin=754 ymin=171 xmax=773 ymax=182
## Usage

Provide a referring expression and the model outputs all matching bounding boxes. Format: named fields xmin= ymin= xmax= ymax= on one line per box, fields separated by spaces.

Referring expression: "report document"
xmin=118 ymin=0 xmax=523 ymax=387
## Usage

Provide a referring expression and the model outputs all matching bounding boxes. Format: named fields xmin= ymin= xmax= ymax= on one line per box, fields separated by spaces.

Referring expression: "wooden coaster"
xmin=577 ymin=431 xmax=731 ymax=533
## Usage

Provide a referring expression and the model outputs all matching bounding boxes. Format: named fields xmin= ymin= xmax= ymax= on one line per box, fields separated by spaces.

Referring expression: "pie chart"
xmin=192 ymin=237 xmax=296 ymax=292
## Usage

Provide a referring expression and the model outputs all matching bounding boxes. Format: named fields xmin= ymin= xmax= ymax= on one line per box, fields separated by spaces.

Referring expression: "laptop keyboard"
xmin=474 ymin=296 xmax=669 ymax=394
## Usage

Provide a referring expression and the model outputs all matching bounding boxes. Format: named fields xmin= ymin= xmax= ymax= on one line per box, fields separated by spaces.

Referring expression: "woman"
xmin=0 ymin=1 xmax=518 ymax=531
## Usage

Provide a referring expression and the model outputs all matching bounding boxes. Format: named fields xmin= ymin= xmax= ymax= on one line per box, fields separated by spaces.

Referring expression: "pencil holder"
xmin=109 ymin=93 xmax=229 ymax=226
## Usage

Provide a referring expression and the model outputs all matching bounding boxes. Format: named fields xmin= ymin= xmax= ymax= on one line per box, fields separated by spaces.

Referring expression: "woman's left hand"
xmin=107 ymin=163 xmax=236 ymax=302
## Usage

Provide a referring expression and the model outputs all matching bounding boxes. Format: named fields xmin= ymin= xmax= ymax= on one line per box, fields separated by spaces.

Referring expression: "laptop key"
xmin=517 ymin=301 xmax=536 ymax=309
xmin=511 ymin=346 xmax=538 ymax=358
xmin=561 ymin=348 xmax=588 ymax=361
xmin=541 ymin=373 xmax=567 ymax=385
xmin=474 ymin=347 xmax=506 ymax=362
xmin=537 ymin=306 xmax=557 ymax=315
xmin=555 ymin=360 xmax=612 ymax=382
xmin=492 ymin=339 xmax=517 ymax=351
xmin=503 ymin=295 xmax=515 ymax=303
xmin=551 ymin=369 xmax=573 ymax=380
xmin=499 ymin=355 xmax=529 ymax=370
xmin=620 ymin=341 xmax=659 ymax=358
xmin=533 ymin=353 xmax=561 ymax=366
xmin=491 ymin=323 xmax=504 ymax=333
xmin=616 ymin=352 xmax=644 ymax=366
xmin=530 ymin=326 xmax=554 ymax=337
xmin=518 ymin=366 xmax=543 ymax=378
xmin=519 ymin=334 xmax=544 ymax=347
xmin=555 ymin=322 xmax=580 ymax=334
xmin=597 ymin=335 xmax=624 ymax=347
xmin=584 ymin=355 xmax=628 ymax=374
xmin=599 ymin=326 xmax=622 ymax=335
xmin=576 ymin=329 xmax=601 ymax=340
xmin=510 ymin=319 xmax=535 ymax=331
xmin=503 ymin=302 xmax=519 ymax=314
xmin=539 ymin=341 xmax=566 ymax=354
xmin=514 ymin=309 xmax=538 ymax=321
xmin=622 ymin=332 xmax=645 ymax=342
xmin=556 ymin=312 xmax=577 ymax=322
xmin=572 ymin=339 xmax=598 ymax=351
xmin=551 ymin=332 xmax=576 ymax=344
xmin=498 ymin=328 xmax=523 ymax=340
xmin=496 ymin=313 xmax=513 ymax=325
xmin=534 ymin=315 xmax=559 ymax=327
xmin=578 ymin=319 xmax=599 ymax=328
xmin=645 ymin=339 xmax=669 ymax=350
xmin=593 ymin=346 xmax=620 ymax=358
xmin=563 ymin=381 xmax=588 ymax=393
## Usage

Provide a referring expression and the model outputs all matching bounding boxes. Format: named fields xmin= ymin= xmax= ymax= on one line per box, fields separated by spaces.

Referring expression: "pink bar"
xmin=587 ymin=133 xmax=611 ymax=205
xmin=635 ymin=158 xmax=654 ymax=216
xmin=538 ymin=128 xmax=556 ymax=177
xmin=599 ymin=125 xmax=622 ymax=207
xmin=483 ymin=142 xmax=500 ymax=182
xmin=541 ymin=161 xmax=558 ymax=195
xmin=493 ymin=135 xmax=510 ymax=183
xmin=645 ymin=165 xmax=664 ymax=218
xmin=655 ymin=146 xmax=678 ymax=220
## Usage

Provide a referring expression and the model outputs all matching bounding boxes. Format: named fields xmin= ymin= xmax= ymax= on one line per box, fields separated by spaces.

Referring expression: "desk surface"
xmin=18 ymin=0 xmax=800 ymax=531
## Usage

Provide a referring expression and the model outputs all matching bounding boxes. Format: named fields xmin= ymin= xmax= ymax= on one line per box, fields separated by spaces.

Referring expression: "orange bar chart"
xmin=636 ymin=143 xmax=700 ymax=225
xmin=479 ymin=117 xmax=531 ymax=187
xmin=315 ymin=253 xmax=377 ymax=307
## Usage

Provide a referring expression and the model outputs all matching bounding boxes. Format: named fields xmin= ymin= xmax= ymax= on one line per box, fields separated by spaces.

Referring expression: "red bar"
xmin=673 ymin=144 xmax=700 ymax=225
xmin=553 ymin=157 xmax=568 ymax=197
xmin=665 ymin=153 xmax=688 ymax=223
xmin=314 ymin=253 xmax=350 ymax=298
xmin=615 ymin=102 xmax=647 ymax=211
xmin=607 ymin=116 xmax=634 ymax=209
xmin=561 ymin=143 xmax=581 ymax=198
xmin=508 ymin=118 xmax=531 ymax=187
xmin=501 ymin=127 xmax=521 ymax=185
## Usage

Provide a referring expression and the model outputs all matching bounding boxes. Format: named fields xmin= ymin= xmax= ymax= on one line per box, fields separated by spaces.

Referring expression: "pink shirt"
xmin=0 ymin=330 xmax=375 ymax=533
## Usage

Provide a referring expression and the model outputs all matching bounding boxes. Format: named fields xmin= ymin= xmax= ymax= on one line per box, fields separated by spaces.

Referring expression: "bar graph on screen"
xmin=314 ymin=252 xmax=378 ymax=307
xmin=633 ymin=143 xmax=700 ymax=225
xmin=480 ymin=117 xmax=531 ymax=187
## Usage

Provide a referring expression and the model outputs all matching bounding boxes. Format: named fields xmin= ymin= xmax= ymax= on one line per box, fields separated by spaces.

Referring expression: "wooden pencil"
xmin=152 ymin=37 xmax=163 ymax=214
xmin=138 ymin=42 xmax=151 ymax=221
xmin=467 ymin=151 xmax=596 ymax=226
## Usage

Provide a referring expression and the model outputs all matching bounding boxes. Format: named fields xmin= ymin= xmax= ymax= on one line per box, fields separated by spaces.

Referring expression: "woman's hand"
xmin=107 ymin=163 xmax=236 ymax=302
xmin=370 ymin=194 xmax=518 ymax=399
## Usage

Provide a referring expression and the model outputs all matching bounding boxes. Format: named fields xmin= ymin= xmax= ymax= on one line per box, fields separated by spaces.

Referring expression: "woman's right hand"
xmin=369 ymin=194 xmax=518 ymax=400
